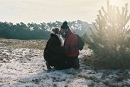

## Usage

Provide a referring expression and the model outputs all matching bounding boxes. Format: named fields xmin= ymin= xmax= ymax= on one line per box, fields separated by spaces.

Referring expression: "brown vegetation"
xmin=0 ymin=38 xmax=47 ymax=50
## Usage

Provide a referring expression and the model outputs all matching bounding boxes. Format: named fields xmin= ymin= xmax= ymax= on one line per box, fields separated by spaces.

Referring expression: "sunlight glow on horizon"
xmin=110 ymin=0 xmax=118 ymax=5
xmin=0 ymin=0 xmax=129 ymax=24
xmin=109 ymin=0 xmax=129 ymax=7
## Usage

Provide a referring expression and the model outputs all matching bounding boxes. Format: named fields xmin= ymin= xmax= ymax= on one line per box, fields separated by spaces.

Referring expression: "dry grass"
xmin=0 ymin=38 xmax=47 ymax=50
xmin=0 ymin=39 xmax=89 ymax=51
xmin=83 ymin=44 xmax=89 ymax=50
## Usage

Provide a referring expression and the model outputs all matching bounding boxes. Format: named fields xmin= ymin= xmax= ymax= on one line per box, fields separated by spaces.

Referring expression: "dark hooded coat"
xmin=44 ymin=33 xmax=64 ymax=61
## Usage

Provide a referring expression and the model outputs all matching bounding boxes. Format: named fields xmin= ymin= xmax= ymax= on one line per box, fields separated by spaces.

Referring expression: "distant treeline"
xmin=0 ymin=20 xmax=90 ymax=40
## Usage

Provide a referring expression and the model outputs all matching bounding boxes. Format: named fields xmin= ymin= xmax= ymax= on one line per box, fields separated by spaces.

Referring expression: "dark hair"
xmin=52 ymin=28 xmax=59 ymax=34
xmin=61 ymin=21 xmax=70 ymax=30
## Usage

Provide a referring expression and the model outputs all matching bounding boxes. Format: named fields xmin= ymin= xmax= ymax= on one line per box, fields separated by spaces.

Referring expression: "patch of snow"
xmin=0 ymin=48 xmax=130 ymax=87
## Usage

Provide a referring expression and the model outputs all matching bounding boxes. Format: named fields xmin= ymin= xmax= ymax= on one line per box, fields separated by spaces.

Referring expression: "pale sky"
xmin=0 ymin=0 xmax=130 ymax=24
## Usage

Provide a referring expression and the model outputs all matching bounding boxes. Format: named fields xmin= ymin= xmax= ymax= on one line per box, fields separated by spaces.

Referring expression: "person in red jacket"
xmin=60 ymin=21 xmax=80 ymax=69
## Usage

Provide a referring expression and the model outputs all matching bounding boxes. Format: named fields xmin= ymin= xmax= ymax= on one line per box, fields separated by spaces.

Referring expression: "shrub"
xmin=83 ymin=1 xmax=130 ymax=69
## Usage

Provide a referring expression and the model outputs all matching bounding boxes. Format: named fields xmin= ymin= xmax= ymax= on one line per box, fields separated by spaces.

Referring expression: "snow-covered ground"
xmin=0 ymin=47 xmax=130 ymax=87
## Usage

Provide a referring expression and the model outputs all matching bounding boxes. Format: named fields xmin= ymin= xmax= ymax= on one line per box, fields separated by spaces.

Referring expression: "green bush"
xmin=83 ymin=1 xmax=130 ymax=69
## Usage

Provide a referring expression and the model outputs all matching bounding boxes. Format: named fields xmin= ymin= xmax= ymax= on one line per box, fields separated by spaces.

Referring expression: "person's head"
xmin=52 ymin=28 xmax=60 ymax=34
xmin=60 ymin=21 xmax=70 ymax=38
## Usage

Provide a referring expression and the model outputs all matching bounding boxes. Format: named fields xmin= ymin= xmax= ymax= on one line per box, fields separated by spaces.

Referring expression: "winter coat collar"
xmin=51 ymin=33 xmax=57 ymax=37
xmin=50 ymin=33 xmax=64 ymax=46
xmin=65 ymin=30 xmax=73 ymax=38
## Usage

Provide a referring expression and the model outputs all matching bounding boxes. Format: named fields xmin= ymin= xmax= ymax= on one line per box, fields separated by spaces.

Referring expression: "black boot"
xmin=73 ymin=59 xmax=80 ymax=69
xmin=46 ymin=62 xmax=52 ymax=70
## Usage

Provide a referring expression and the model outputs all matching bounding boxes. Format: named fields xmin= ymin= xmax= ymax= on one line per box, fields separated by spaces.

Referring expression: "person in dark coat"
xmin=53 ymin=21 xmax=80 ymax=69
xmin=44 ymin=28 xmax=71 ymax=70
xmin=44 ymin=28 xmax=64 ymax=62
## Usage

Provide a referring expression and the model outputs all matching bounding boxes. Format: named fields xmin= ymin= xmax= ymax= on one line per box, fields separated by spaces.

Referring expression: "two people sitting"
xmin=44 ymin=21 xmax=80 ymax=70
